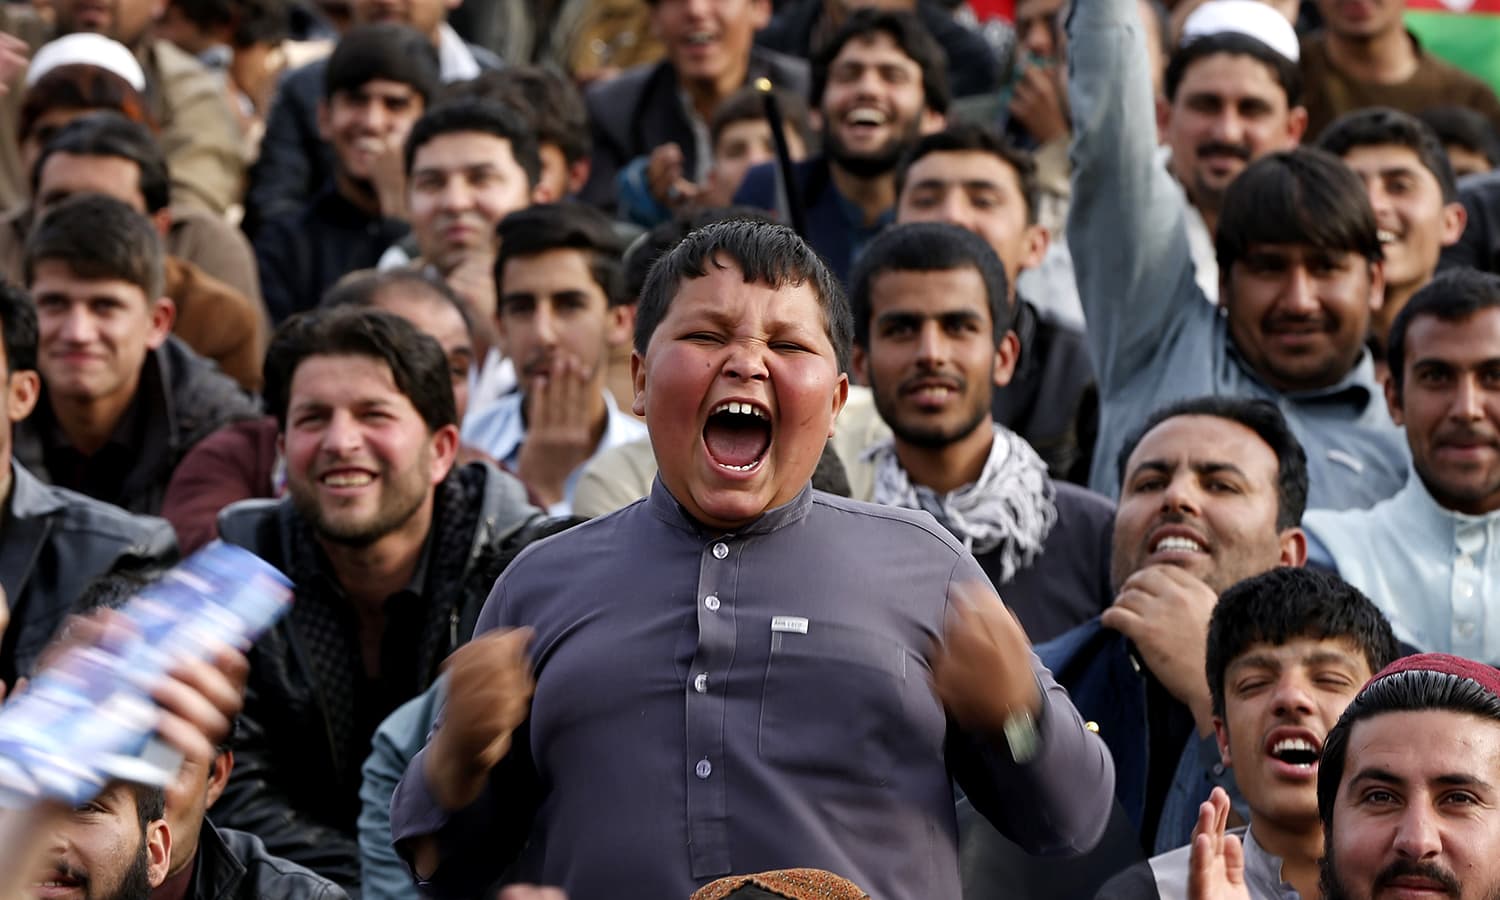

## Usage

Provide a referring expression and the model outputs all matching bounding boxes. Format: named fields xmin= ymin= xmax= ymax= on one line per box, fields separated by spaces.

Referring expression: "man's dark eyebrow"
xmin=1191 ymin=461 xmax=1248 ymax=480
xmin=1349 ymin=766 xmax=1404 ymax=787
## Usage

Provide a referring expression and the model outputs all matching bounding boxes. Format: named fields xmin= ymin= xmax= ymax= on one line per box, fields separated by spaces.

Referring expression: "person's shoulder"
xmin=15 ymin=464 xmax=176 ymax=551
xmin=212 ymin=824 xmax=350 ymax=898
xmin=751 ymin=45 xmax=810 ymax=88
xmin=1093 ymin=857 xmax=1163 ymax=900
xmin=809 ymin=491 xmax=966 ymax=554
xmin=1416 ymin=41 xmax=1500 ymax=96
xmin=159 ymin=337 xmax=258 ymax=414
xmin=584 ymin=59 xmax=668 ymax=109
xmin=1053 ymin=480 xmax=1116 ymax=520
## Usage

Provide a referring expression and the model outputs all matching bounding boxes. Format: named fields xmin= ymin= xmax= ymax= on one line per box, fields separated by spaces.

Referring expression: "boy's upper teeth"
xmin=713 ymin=401 xmax=767 ymax=419
xmin=1273 ymin=737 xmax=1318 ymax=755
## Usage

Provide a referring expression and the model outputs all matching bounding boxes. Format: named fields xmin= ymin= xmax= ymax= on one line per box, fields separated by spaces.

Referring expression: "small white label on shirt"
xmin=771 ymin=616 xmax=809 ymax=634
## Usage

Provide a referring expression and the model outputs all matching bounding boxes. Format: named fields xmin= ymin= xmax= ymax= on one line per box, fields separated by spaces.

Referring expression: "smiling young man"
xmin=1097 ymin=567 xmax=1398 ymax=900
xmin=209 ymin=306 xmax=540 ymax=887
xmin=1318 ymin=107 xmax=1468 ymax=358
xmin=252 ymin=23 xmax=439 ymax=323
xmin=16 ymin=194 xmax=258 ymax=517
xmin=1305 ymin=269 xmax=1500 ymax=664
xmin=389 ymin=219 xmax=1114 ymax=899
xmin=735 ymin=7 xmax=947 ymax=284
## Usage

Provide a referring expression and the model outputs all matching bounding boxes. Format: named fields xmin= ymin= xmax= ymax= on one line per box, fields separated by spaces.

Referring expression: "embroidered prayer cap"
xmin=1366 ymin=652 xmax=1500 ymax=700
xmin=691 ymin=869 xmax=872 ymax=900
xmin=26 ymin=33 xmax=147 ymax=92
xmin=1181 ymin=0 xmax=1300 ymax=63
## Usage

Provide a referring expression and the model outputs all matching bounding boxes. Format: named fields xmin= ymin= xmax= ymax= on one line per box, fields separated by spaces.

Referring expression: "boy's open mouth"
xmin=703 ymin=400 xmax=772 ymax=471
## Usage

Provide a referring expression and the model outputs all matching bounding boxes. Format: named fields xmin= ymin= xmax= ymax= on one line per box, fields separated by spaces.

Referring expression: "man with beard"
xmin=208 ymin=306 xmax=542 ymax=887
xmin=847 ymin=221 xmax=1113 ymax=644
xmin=34 ymin=784 xmax=170 ymax=900
xmin=1070 ymin=0 xmax=1404 ymax=514
xmin=998 ymin=396 xmax=1311 ymax=895
xmin=734 ymin=7 xmax=947 ymax=285
xmin=1097 ymin=567 xmax=1398 ymax=900
xmin=462 ymin=203 xmax=645 ymax=513
xmin=252 ymin=23 xmax=438 ymax=324
xmin=1191 ymin=653 xmax=1500 ymax=900
xmin=1305 ymin=270 xmax=1500 ymax=664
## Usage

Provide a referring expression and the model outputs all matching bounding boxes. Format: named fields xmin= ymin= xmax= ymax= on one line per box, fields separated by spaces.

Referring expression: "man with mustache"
xmin=1191 ymin=653 xmax=1500 ymax=900
xmin=734 ymin=7 xmax=947 ymax=285
xmin=1022 ymin=396 xmax=1312 ymax=886
xmin=1069 ymin=0 xmax=1405 ymax=511
xmin=461 ymin=203 xmax=645 ymax=513
xmin=1097 ymin=567 xmax=1398 ymax=900
xmin=1304 ymin=269 xmax=1500 ymax=664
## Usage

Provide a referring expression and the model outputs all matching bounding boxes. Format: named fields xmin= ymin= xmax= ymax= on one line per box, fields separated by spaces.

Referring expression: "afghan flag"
xmin=1406 ymin=0 xmax=1500 ymax=94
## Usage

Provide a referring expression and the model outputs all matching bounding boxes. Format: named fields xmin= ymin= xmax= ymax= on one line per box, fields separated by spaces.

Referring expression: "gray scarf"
xmin=867 ymin=425 xmax=1057 ymax=581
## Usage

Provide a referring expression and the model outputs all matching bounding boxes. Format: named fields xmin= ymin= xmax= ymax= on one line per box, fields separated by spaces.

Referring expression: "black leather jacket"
xmin=0 ymin=462 xmax=178 ymax=683
xmin=210 ymin=462 xmax=541 ymax=889
xmin=184 ymin=821 xmax=349 ymax=900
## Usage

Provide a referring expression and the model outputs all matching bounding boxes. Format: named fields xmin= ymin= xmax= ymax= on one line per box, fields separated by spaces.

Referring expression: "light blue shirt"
xmin=1306 ymin=472 xmax=1500 ymax=661
xmin=1066 ymin=0 xmax=1407 ymax=510
xmin=461 ymin=390 xmax=648 ymax=515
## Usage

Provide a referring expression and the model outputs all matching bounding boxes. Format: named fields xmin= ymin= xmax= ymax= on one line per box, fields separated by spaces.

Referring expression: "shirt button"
xmin=1458 ymin=555 xmax=1475 ymax=570
xmin=712 ymin=542 xmax=729 ymax=559
xmin=704 ymin=595 xmax=720 ymax=611
xmin=694 ymin=673 xmax=709 ymax=693
xmin=695 ymin=759 xmax=712 ymax=779
xmin=1462 ymin=585 xmax=1476 ymax=598
xmin=1461 ymin=621 xmax=1478 ymax=637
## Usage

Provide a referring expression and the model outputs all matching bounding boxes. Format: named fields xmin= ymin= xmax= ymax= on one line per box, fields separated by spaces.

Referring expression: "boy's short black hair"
xmin=1165 ymin=32 xmax=1302 ymax=107
xmin=323 ymin=23 xmax=440 ymax=104
xmin=811 ymin=8 xmax=950 ymax=116
xmin=440 ymin=66 xmax=591 ymax=166
xmin=895 ymin=123 xmax=1040 ymax=224
xmin=848 ymin=222 xmax=1013 ymax=348
xmin=1215 ymin=147 xmax=1383 ymax=278
xmin=635 ymin=219 xmax=853 ymax=374
xmin=495 ymin=202 xmax=630 ymax=307
xmin=403 ymin=98 xmax=541 ymax=188
xmin=1206 ymin=567 xmax=1398 ymax=720
xmin=1318 ymin=106 xmax=1460 ymax=203
xmin=1117 ymin=395 xmax=1309 ymax=530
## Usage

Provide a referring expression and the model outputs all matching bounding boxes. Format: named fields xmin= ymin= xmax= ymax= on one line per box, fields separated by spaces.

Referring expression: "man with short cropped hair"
xmin=1306 ymin=269 xmax=1500 ymax=663
xmin=895 ymin=123 xmax=1096 ymax=482
xmin=848 ymin=222 xmax=1113 ymax=643
xmin=1097 ymin=567 xmax=1398 ymax=900
xmin=211 ymin=306 xmax=541 ymax=887
xmin=1318 ymin=107 xmax=1468 ymax=355
xmin=253 ymin=23 xmax=438 ymax=323
xmin=16 ymin=194 xmax=258 ymax=517
xmin=462 ymin=203 xmax=645 ymax=512
xmin=1072 ymin=0 xmax=1406 ymax=512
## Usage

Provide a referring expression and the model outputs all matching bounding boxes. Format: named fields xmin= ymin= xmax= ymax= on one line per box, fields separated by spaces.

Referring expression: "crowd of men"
xmin=2 ymin=0 xmax=1500 ymax=897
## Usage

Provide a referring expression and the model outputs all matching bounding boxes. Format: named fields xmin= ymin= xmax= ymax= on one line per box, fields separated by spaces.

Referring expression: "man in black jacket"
xmin=578 ymin=0 xmax=807 ymax=212
xmin=0 ymin=278 xmax=177 ymax=687
xmin=210 ymin=307 xmax=541 ymax=888
xmin=14 ymin=194 xmax=258 ymax=517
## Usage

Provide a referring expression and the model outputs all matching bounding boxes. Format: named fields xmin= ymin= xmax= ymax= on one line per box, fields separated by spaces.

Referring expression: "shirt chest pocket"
xmin=757 ymin=623 xmax=919 ymax=787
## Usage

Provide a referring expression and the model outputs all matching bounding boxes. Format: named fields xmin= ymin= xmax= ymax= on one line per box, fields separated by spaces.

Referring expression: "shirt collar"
xmin=436 ymin=23 xmax=480 ymax=81
xmin=1242 ymin=828 xmax=1301 ymax=899
xmin=647 ymin=476 xmax=815 ymax=538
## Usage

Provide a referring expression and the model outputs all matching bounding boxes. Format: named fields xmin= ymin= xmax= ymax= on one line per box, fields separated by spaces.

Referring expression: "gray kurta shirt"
xmin=391 ymin=479 xmax=1114 ymax=900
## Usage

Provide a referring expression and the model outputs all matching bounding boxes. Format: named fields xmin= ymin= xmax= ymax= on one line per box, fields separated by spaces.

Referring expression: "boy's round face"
xmin=632 ymin=256 xmax=848 ymax=531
